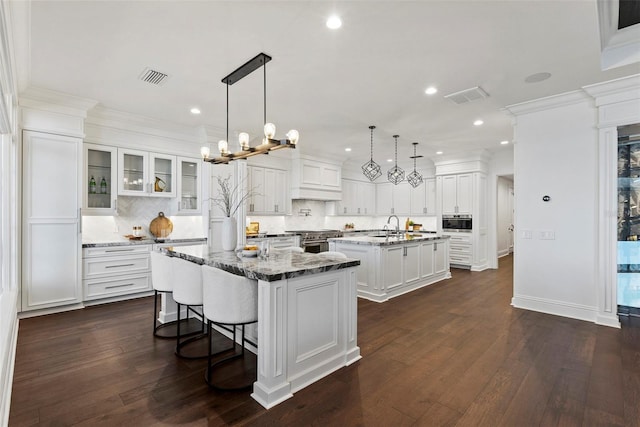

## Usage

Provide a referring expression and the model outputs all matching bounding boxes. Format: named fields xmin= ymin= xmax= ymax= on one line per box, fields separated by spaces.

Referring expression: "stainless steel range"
xmin=286 ymin=229 xmax=344 ymax=253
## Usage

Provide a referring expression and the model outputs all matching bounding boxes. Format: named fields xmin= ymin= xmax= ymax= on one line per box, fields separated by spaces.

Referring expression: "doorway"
xmin=497 ymin=175 xmax=514 ymax=258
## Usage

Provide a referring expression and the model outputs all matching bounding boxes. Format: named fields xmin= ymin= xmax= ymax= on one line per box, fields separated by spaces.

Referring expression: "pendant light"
xmin=407 ymin=142 xmax=424 ymax=188
xmin=387 ymin=135 xmax=405 ymax=185
xmin=362 ymin=125 xmax=382 ymax=181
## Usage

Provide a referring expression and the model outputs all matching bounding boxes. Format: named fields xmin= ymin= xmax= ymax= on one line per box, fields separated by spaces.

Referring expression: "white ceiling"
xmin=13 ymin=0 xmax=640 ymax=168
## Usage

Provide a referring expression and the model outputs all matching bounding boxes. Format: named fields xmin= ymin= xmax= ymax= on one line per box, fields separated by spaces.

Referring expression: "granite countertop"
xmin=329 ymin=233 xmax=448 ymax=246
xmin=164 ymin=244 xmax=360 ymax=282
xmin=82 ymin=237 xmax=207 ymax=248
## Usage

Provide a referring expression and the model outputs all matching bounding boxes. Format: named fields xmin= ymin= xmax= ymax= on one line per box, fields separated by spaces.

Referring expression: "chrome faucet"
xmin=382 ymin=224 xmax=390 ymax=237
xmin=387 ymin=215 xmax=400 ymax=233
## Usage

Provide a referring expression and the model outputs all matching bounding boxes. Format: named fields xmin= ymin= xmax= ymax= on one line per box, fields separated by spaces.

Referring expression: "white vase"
xmin=221 ymin=217 xmax=237 ymax=251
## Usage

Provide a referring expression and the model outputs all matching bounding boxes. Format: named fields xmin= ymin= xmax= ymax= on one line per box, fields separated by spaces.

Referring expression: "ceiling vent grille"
xmin=139 ymin=67 xmax=169 ymax=86
xmin=444 ymin=86 xmax=490 ymax=104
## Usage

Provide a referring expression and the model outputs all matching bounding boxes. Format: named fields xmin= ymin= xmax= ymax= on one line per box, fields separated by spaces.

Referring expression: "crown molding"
xmin=582 ymin=74 xmax=640 ymax=106
xmin=20 ymin=86 xmax=97 ymax=117
xmin=504 ymin=90 xmax=592 ymax=117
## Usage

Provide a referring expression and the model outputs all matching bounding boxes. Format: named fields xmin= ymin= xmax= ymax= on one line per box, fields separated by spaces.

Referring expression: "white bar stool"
xmin=171 ymin=256 xmax=208 ymax=359
xmin=150 ymin=251 xmax=182 ymax=339
xmin=202 ymin=264 xmax=258 ymax=391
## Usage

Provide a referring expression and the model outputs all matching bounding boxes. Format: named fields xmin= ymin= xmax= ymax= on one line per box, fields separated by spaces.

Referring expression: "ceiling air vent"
xmin=139 ymin=67 xmax=169 ymax=86
xmin=444 ymin=86 xmax=489 ymax=104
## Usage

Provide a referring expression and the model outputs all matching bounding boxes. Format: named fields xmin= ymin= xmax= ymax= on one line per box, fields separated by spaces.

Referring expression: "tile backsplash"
xmin=82 ymin=196 xmax=205 ymax=243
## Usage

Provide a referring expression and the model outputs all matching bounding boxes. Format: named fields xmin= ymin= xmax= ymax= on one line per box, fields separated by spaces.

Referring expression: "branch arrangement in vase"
xmin=211 ymin=174 xmax=258 ymax=217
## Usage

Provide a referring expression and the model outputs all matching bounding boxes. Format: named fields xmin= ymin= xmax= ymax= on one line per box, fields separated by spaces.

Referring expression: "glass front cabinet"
xmin=84 ymin=143 xmax=117 ymax=214
xmin=117 ymin=148 xmax=176 ymax=197
xmin=177 ymin=157 xmax=201 ymax=214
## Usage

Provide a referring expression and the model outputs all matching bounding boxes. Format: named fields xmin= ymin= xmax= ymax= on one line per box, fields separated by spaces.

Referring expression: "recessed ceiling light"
xmin=425 ymin=86 xmax=438 ymax=95
xmin=525 ymin=72 xmax=552 ymax=83
xmin=436 ymin=151 xmax=443 ymax=155
xmin=500 ymin=140 xmax=509 ymax=145
xmin=326 ymin=15 xmax=342 ymax=29
xmin=387 ymin=158 xmax=393 ymax=162
xmin=473 ymin=119 xmax=484 ymax=126
xmin=190 ymin=107 xmax=201 ymax=115
xmin=345 ymin=147 xmax=351 ymax=152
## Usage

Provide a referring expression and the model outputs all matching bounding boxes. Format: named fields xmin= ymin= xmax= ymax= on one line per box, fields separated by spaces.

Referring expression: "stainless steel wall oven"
xmin=442 ymin=215 xmax=472 ymax=232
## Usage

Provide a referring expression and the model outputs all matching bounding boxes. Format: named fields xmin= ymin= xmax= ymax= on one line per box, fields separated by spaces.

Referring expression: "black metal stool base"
xmin=204 ymin=323 xmax=257 ymax=391
xmin=154 ymin=317 xmax=203 ymax=339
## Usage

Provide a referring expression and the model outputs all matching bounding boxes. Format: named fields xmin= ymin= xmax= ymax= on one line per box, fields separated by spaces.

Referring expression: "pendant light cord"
xmin=369 ymin=125 xmax=375 ymax=161
xmin=394 ymin=135 xmax=399 ymax=166
xmin=263 ymin=60 xmax=267 ymax=126
xmin=226 ymin=83 xmax=229 ymax=143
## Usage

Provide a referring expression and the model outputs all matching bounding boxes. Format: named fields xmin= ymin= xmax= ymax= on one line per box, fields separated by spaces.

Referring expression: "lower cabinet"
xmin=444 ymin=232 xmax=472 ymax=268
xmin=246 ymin=235 xmax=300 ymax=250
xmin=382 ymin=243 xmax=420 ymax=290
xmin=82 ymin=245 xmax=152 ymax=301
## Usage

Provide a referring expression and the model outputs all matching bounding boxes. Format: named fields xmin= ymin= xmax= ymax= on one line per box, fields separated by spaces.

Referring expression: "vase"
xmin=221 ymin=217 xmax=237 ymax=251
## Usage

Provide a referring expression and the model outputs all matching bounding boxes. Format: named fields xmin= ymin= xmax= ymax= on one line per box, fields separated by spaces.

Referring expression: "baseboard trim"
xmin=1 ymin=293 xmax=19 ymax=427
xmin=511 ymin=295 xmax=607 ymax=325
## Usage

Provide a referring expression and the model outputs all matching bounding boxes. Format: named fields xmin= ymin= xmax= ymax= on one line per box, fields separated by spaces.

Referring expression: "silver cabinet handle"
xmin=105 ymin=283 xmax=135 ymax=289
xmin=78 ymin=208 xmax=82 ymax=234
xmin=423 ymin=207 xmax=427 ymax=214
xmin=344 ymin=207 xmax=347 ymax=214
xmin=105 ymin=263 xmax=135 ymax=268
xmin=105 ymin=248 xmax=135 ymax=252
xmin=114 ymin=198 xmax=118 ymax=212
xmin=434 ymin=243 xmax=437 ymax=251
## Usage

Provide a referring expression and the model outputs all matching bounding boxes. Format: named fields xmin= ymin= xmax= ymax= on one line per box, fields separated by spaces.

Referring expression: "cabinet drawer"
xmin=83 ymin=254 xmax=150 ymax=278
xmin=446 ymin=234 xmax=471 ymax=243
xmin=84 ymin=274 xmax=151 ymax=300
xmin=83 ymin=245 xmax=151 ymax=258
xmin=449 ymin=254 xmax=471 ymax=265
xmin=449 ymin=244 xmax=471 ymax=254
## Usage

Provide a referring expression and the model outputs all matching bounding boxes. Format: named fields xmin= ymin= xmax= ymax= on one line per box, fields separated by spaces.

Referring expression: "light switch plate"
xmin=522 ymin=230 xmax=532 ymax=239
xmin=539 ymin=230 xmax=555 ymax=240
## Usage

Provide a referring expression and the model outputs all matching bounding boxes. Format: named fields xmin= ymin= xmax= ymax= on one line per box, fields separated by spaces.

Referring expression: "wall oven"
xmin=442 ymin=215 xmax=472 ymax=232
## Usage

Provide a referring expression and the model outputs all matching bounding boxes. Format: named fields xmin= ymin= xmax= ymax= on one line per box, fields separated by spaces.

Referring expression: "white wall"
xmin=510 ymin=94 xmax=600 ymax=322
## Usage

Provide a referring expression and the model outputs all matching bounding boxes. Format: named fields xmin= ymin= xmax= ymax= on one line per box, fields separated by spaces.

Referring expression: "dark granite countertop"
xmin=246 ymin=233 xmax=299 ymax=239
xmin=329 ymin=233 xmax=447 ymax=246
xmin=82 ymin=237 xmax=207 ymax=248
xmin=163 ymin=244 xmax=360 ymax=282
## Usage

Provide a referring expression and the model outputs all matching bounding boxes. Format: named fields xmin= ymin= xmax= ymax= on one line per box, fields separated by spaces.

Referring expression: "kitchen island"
xmin=329 ymin=233 xmax=451 ymax=302
xmin=163 ymin=245 xmax=361 ymax=409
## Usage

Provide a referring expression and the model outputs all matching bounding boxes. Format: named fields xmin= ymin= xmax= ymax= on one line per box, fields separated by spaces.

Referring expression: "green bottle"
xmin=100 ymin=176 xmax=107 ymax=194
xmin=89 ymin=175 xmax=96 ymax=194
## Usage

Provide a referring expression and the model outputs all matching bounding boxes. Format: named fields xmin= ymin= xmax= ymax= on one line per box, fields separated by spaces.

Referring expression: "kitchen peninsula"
xmin=329 ymin=233 xmax=451 ymax=302
xmin=163 ymin=245 xmax=361 ymax=409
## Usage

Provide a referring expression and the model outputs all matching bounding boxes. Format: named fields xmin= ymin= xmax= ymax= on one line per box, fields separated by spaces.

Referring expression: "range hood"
xmin=290 ymin=156 xmax=342 ymax=201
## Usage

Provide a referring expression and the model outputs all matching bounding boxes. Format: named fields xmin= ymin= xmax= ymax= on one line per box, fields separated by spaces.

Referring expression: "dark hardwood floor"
xmin=9 ymin=255 xmax=640 ymax=426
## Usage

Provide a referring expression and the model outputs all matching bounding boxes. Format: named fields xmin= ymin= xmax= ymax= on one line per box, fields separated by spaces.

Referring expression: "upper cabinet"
xmin=335 ymin=179 xmax=375 ymax=215
xmin=84 ymin=143 xmax=117 ymax=215
xmin=117 ymin=148 xmax=176 ymax=197
xmin=410 ymin=178 xmax=436 ymax=216
xmin=375 ymin=182 xmax=411 ymax=215
xmin=247 ymin=165 xmax=289 ymax=215
xmin=441 ymin=173 xmax=472 ymax=215
xmin=177 ymin=157 xmax=202 ymax=214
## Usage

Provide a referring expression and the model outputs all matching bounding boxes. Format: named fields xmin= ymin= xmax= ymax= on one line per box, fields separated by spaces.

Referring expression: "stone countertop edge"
xmin=246 ymin=233 xmax=299 ymax=238
xmin=328 ymin=235 xmax=449 ymax=246
xmin=164 ymin=247 xmax=360 ymax=282
xmin=82 ymin=237 xmax=208 ymax=248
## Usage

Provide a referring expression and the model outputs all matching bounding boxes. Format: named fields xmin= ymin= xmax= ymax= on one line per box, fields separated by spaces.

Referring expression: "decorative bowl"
xmin=241 ymin=249 xmax=260 ymax=257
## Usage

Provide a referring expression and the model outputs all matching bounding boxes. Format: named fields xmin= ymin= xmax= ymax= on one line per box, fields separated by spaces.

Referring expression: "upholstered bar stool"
xmin=150 ymin=251 xmax=180 ymax=339
xmin=171 ymin=256 xmax=207 ymax=359
xmin=201 ymin=264 xmax=258 ymax=391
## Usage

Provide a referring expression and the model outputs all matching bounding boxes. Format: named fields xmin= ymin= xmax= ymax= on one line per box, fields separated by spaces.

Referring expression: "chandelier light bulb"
xmin=239 ymin=132 xmax=250 ymax=150
xmin=218 ymin=139 xmax=228 ymax=155
xmin=200 ymin=146 xmax=210 ymax=159
xmin=286 ymin=129 xmax=299 ymax=145
xmin=264 ymin=123 xmax=276 ymax=140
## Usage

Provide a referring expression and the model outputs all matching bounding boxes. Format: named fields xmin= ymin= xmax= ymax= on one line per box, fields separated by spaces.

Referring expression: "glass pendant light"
xmin=362 ymin=125 xmax=382 ymax=181
xmin=387 ymin=135 xmax=405 ymax=185
xmin=239 ymin=132 xmax=250 ymax=150
xmin=407 ymin=142 xmax=424 ymax=188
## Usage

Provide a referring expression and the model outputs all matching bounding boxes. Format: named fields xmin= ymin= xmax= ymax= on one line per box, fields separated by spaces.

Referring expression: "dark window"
xmin=619 ymin=0 xmax=640 ymax=29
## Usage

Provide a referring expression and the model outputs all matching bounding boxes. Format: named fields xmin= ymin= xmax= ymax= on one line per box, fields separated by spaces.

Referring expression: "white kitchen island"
xmin=163 ymin=245 xmax=361 ymax=409
xmin=329 ymin=233 xmax=451 ymax=302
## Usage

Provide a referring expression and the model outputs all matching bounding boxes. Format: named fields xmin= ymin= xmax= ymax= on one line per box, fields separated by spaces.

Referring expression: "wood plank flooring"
xmin=9 ymin=255 xmax=640 ymax=426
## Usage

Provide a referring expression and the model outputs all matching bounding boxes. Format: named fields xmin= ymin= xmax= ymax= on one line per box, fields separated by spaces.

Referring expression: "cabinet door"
xmin=340 ymin=180 xmax=355 ymax=215
xmin=425 ymin=178 xmax=436 ymax=216
xmin=383 ymin=246 xmax=404 ymax=290
xmin=359 ymin=181 xmax=375 ymax=215
xmin=376 ymin=183 xmax=394 ymax=215
xmin=274 ymin=169 xmax=288 ymax=214
xmin=420 ymin=241 xmax=435 ymax=279
xmin=393 ymin=183 xmax=411 ymax=215
xmin=118 ymin=148 xmax=149 ymax=196
xmin=149 ymin=153 xmax=176 ymax=197
xmin=456 ymin=173 xmax=473 ymax=214
xmin=441 ymin=175 xmax=458 ymax=214
xmin=22 ymin=131 xmax=82 ymax=311
xmin=177 ymin=157 xmax=201 ymax=214
xmin=247 ymin=166 xmax=265 ymax=214
xmin=403 ymin=243 xmax=421 ymax=284
xmin=410 ymin=183 xmax=426 ymax=215
xmin=263 ymin=168 xmax=277 ymax=213
xmin=84 ymin=143 xmax=117 ymax=214
xmin=434 ymin=240 xmax=447 ymax=274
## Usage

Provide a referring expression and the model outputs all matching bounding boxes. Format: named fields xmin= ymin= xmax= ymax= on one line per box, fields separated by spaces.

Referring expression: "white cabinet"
xmin=420 ymin=239 xmax=448 ymax=278
xmin=336 ymin=179 xmax=375 ymax=215
xmin=84 ymin=143 xmax=117 ymax=215
xmin=247 ymin=235 xmax=300 ymax=250
xmin=375 ymin=182 xmax=411 ymax=215
xmin=382 ymin=243 xmax=424 ymax=290
xmin=118 ymin=148 xmax=176 ymax=197
xmin=247 ymin=166 xmax=289 ymax=215
xmin=82 ymin=245 xmax=151 ymax=301
xmin=22 ymin=130 xmax=82 ymax=312
xmin=410 ymin=178 xmax=436 ymax=216
xmin=177 ymin=157 xmax=202 ymax=214
xmin=441 ymin=173 xmax=472 ymax=215
xmin=444 ymin=232 xmax=472 ymax=267
xmin=290 ymin=157 xmax=342 ymax=200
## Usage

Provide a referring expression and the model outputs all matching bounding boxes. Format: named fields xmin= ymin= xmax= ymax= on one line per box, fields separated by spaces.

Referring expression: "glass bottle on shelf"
xmin=89 ymin=175 xmax=96 ymax=194
xmin=100 ymin=176 xmax=107 ymax=194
